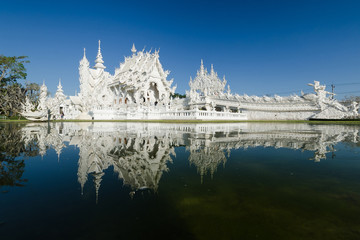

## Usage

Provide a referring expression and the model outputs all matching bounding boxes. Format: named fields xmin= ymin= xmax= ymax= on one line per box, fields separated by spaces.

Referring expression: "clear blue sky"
xmin=1 ymin=0 xmax=360 ymax=99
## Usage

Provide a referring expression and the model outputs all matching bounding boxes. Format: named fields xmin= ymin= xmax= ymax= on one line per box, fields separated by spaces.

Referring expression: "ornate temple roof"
xmin=112 ymin=45 xmax=175 ymax=93
xmin=189 ymin=60 xmax=227 ymax=97
xmin=55 ymin=79 xmax=66 ymax=103
xmin=94 ymin=40 xmax=106 ymax=70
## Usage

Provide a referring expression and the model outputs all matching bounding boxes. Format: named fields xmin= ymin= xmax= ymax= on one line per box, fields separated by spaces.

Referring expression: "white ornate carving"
xmin=21 ymin=96 xmax=47 ymax=121
xmin=38 ymin=82 xmax=48 ymax=111
xmin=21 ymin=96 xmax=35 ymax=113
xmin=21 ymin=42 xmax=357 ymax=121
xmin=189 ymin=60 xmax=227 ymax=102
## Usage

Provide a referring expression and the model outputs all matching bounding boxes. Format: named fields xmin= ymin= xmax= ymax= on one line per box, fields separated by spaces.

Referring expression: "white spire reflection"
xmin=20 ymin=122 xmax=359 ymax=201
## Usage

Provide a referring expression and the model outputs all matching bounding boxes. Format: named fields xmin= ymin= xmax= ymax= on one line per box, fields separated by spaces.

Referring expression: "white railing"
xmin=158 ymin=110 xmax=247 ymax=120
xmin=91 ymin=108 xmax=247 ymax=120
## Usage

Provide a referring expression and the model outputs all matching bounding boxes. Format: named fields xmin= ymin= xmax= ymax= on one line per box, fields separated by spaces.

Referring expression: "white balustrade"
xmin=90 ymin=107 xmax=247 ymax=120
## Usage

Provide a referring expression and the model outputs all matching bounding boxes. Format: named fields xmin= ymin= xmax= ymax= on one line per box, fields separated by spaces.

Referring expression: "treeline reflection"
xmin=1 ymin=122 xmax=359 ymax=199
xmin=0 ymin=124 xmax=37 ymax=188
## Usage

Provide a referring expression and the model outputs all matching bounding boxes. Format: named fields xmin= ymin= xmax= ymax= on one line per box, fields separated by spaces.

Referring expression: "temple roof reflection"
xmin=19 ymin=122 xmax=359 ymax=201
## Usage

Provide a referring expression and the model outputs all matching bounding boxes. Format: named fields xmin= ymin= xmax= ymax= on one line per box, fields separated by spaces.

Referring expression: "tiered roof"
xmin=112 ymin=45 xmax=175 ymax=93
xmin=94 ymin=40 xmax=106 ymax=70
xmin=55 ymin=79 xmax=66 ymax=103
xmin=189 ymin=60 xmax=227 ymax=96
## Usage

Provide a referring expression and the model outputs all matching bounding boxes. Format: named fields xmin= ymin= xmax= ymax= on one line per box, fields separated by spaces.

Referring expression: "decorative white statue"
xmin=22 ymin=96 xmax=35 ymax=113
xmin=308 ymin=81 xmax=333 ymax=101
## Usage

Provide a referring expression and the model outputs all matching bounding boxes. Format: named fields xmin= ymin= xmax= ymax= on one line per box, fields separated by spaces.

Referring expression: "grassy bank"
xmin=0 ymin=116 xmax=28 ymax=122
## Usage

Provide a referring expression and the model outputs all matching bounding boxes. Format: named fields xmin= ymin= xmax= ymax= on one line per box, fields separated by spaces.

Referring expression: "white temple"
xmin=21 ymin=41 xmax=359 ymax=121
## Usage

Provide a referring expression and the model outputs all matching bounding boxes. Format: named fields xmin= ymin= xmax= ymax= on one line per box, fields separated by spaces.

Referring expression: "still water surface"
xmin=1 ymin=122 xmax=360 ymax=240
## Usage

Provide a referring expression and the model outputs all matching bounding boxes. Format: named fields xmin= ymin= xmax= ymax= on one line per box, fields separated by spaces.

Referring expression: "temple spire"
xmin=94 ymin=40 xmax=106 ymax=69
xmin=82 ymin=48 xmax=88 ymax=61
xmin=210 ymin=64 xmax=215 ymax=76
xmin=80 ymin=48 xmax=89 ymax=67
xmin=200 ymin=59 xmax=205 ymax=75
xmin=58 ymin=78 xmax=62 ymax=90
xmin=55 ymin=78 xmax=66 ymax=104
xmin=93 ymin=172 xmax=104 ymax=204
xmin=131 ymin=43 xmax=137 ymax=55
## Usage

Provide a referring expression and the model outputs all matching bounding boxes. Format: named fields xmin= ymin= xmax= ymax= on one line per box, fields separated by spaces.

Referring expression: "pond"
xmin=1 ymin=122 xmax=360 ymax=240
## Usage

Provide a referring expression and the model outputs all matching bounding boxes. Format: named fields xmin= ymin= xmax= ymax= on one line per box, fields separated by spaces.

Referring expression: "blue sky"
xmin=1 ymin=0 xmax=360 ymax=98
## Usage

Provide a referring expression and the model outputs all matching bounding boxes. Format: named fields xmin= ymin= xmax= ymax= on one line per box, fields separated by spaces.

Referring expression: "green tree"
xmin=25 ymin=81 xmax=40 ymax=105
xmin=0 ymin=55 xmax=29 ymax=87
xmin=171 ymin=93 xmax=186 ymax=99
xmin=0 ymin=83 xmax=26 ymax=116
xmin=0 ymin=55 xmax=30 ymax=117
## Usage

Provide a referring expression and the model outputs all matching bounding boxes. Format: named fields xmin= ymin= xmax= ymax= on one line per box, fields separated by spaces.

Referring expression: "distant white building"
xmin=22 ymin=41 xmax=358 ymax=121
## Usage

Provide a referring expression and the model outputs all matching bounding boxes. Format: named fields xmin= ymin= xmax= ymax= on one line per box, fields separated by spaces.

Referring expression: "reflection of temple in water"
xmin=21 ymin=122 xmax=359 ymax=201
xmin=76 ymin=128 xmax=177 ymax=202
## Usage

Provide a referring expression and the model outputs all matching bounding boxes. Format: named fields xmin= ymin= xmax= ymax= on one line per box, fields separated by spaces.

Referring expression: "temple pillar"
xmin=205 ymin=104 xmax=211 ymax=111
